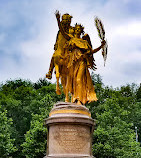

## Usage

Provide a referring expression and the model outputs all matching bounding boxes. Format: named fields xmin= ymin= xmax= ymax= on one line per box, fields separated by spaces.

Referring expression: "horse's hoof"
xmin=46 ymin=73 xmax=52 ymax=80
xmin=65 ymin=98 xmax=69 ymax=102
xmin=76 ymin=100 xmax=82 ymax=105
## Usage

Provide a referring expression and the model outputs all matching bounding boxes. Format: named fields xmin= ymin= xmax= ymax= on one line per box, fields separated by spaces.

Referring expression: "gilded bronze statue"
xmin=46 ymin=11 xmax=107 ymax=105
xmin=46 ymin=13 xmax=73 ymax=95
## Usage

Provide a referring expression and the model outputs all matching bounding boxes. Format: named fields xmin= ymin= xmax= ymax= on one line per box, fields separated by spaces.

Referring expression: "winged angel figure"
xmin=46 ymin=11 xmax=108 ymax=105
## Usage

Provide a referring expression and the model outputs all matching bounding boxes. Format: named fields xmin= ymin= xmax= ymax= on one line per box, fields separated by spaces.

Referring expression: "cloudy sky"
xmin=0 ymin=0 xmax=141 ymax=87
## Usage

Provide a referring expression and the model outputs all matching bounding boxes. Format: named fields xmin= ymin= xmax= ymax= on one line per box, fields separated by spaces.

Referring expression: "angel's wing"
xmin=82 ymin=34 xmax=97 ymax=70
xmin=82 ymin=33 xmax=93 ymax=48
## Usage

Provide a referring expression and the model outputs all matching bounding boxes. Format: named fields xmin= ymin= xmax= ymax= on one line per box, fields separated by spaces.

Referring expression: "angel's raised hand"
xmin=55 ymin=10 xmax=60 ymax=20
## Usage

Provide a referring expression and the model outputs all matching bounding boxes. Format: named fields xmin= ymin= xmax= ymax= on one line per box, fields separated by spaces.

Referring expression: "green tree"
xmin=92 ymin=98 xmax=141 ymax=158
xmin=22 ymin=94 xmax=53 ymax=158
xmin=0 ymin=81 xmax=35 ymax=157
xmin=136 ymin=83 xmax=141 ymax=101
xmin=0 ymin=105 xmax=17 ymax=157
xmin=0 ymin=76 xmax=141 ymax=158
xmin=22 ymin=114 xmax=47 ymax=158
xmin=0 ymin=78 xmax=65 ymax=157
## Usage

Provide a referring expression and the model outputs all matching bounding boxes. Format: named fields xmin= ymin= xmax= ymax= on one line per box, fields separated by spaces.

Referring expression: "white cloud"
xmin=114 ymin=21 xmax=141 ymax=37
xmin=0 ymin=0 xmax=141 ymax=88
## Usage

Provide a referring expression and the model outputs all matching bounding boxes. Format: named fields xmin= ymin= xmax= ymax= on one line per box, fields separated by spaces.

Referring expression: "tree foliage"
xmin=0 ymin=75 xmax=141 ymax=158
xmin=92 ymin=99 xmax=141 ymax=158
xmin=22 ymin=114 xmax=47 ymax=158
xmin=0 ymin=105 xmax=17 ymax=157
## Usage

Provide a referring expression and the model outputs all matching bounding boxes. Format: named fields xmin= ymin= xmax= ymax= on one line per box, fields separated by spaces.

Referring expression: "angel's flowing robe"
xmin=65 ymin=37 xmax=98 ymax=104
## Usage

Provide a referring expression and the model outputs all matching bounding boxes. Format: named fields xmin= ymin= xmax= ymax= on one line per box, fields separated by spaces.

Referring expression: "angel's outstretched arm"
xmin=55 ymin=11 xmax=70 ymax=40
xmin=91 ymin=40 xmax=105 ymax=54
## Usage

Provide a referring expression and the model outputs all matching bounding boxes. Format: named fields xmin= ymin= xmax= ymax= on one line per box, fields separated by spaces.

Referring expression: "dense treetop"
xmin=0 ymin=74 xmax=141 ymax=158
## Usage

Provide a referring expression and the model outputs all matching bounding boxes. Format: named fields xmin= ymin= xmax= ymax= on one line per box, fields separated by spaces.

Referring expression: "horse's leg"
xmin=55 ymin=64 xmax=61 ymax=95
xmin=65 ymin=76 xmax=69 ymax=102
xmin=65 ymin=88 xmax=69 ymax=102
xmin=46 ymin=56 xmax=54 ymax=79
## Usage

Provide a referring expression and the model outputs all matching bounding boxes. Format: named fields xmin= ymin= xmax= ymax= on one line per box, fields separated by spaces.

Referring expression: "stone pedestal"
xmin=44 ymin=102 xmax=95 ymax=158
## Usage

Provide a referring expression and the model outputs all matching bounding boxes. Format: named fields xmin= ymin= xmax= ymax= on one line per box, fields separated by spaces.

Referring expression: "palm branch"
xmin=94 ymin=17 xmax=108 ymax=66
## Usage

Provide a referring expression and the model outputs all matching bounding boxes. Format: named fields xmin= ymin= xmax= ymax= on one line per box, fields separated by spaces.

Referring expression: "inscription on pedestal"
xmin=49 ymin=124 xmax=91 ymax=155
xmin=58 ymin=126 xmax=90 ymax=151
